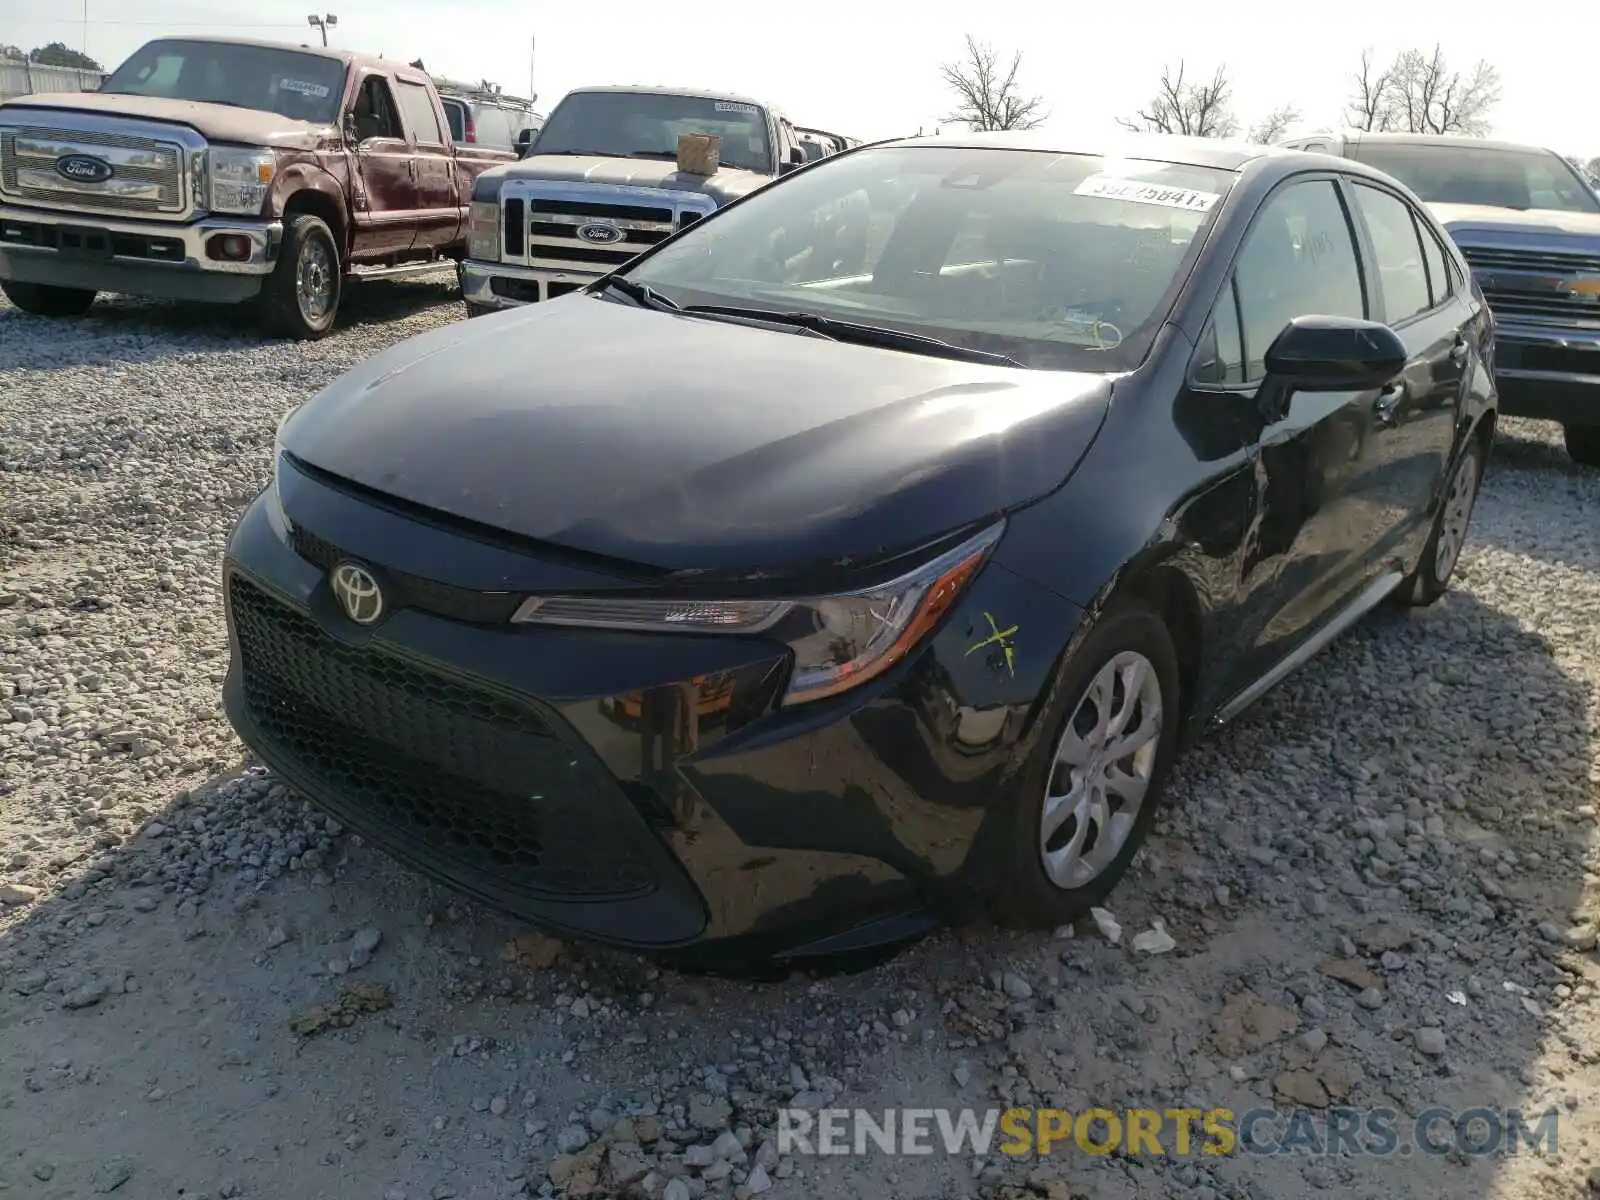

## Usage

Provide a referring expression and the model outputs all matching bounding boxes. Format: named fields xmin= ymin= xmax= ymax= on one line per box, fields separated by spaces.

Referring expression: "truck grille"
xmin=228 ymin=574 xmax=659 ymax=900
xmin=499 ymin=181 xmax=716 ymax=278
xmin=1460 ymin=245 xmax=1600 ymax=326
xmin=0 ymin=123 xmax=187 ymax=216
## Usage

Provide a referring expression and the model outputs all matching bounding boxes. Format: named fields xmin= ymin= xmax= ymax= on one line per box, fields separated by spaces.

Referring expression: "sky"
xmin=2 ymin=0 xmax=1596 ymax=158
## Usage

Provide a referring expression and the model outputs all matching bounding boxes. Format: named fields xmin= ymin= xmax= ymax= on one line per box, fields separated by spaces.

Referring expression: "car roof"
xmin=564 ymin=84 xmax=770 ymax=109
xmin=129 ymin=33 xmax=406 ymax=74
xmin=860 ymin=129 xmax=1321 ymax=172
xmin=1306 ymin=130 xmax=1561 ymax=157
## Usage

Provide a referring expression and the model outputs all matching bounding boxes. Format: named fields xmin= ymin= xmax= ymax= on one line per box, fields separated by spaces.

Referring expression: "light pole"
xmin=307 ymin=13 xmax=337 ymax=46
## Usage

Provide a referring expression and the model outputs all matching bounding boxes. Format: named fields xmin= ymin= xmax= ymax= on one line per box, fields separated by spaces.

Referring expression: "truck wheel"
xmin=259 ymin=214 xmax=341 ymax=340
xmin=465 ymin=302 xmax=494 ymax=319
xmin=1564 ymin=424 xmax=1600 ymax=469
xmin=1 ymin=279 xmax=96 ymax=317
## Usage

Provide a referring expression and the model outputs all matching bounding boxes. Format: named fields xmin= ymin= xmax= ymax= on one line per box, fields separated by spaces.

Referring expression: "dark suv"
xmin=1279 ymin=131 xmax=1600 ymax=467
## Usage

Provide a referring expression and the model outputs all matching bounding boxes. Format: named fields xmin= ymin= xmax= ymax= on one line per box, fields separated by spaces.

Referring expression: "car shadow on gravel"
xmin=0 ymin=272 xmax=463 ymax=372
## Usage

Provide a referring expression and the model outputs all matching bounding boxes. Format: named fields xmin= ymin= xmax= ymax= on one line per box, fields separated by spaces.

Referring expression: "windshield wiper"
xmin=595 ymin=276 xmax=681 ymax=311
xmin=680 ymin=305 xmax=1025 ymax=367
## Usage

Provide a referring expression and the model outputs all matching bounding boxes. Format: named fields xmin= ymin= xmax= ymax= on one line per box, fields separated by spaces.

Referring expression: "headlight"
xmin=512 ymin=523 xmax=1004 ymax=706
xmin=264 ymin=405 xmax=299 ymax=534
xmin=468 ymin=200 xmax=500 ymax=260
xmin=208 ymin=147 xmax=276 ymax=214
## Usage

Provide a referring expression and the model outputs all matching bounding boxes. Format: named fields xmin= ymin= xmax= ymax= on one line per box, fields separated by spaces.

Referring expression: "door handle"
xmin=1374 ymin=382 xmax=1405 ymax=424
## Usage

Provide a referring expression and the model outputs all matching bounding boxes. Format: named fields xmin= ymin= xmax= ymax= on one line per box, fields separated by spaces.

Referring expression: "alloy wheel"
xmin=296 ymin=236 xmax=334 ymax=324
xmin=1434 ymin=444 xmax=1481 ymax=583
xmin=1039 ymin=650 xmax=1163 ymax=890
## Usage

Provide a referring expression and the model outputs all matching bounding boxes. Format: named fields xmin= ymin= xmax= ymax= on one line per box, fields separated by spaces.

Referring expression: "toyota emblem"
xmin=330 ymin=562 xmax=385 ymax=625
xmin=575 ymin=221 xmax=625 ymax=246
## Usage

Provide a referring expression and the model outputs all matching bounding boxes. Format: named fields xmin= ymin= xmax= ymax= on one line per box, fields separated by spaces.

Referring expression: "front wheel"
xmin=980 ymin=599 xmax=1182 ymax=929
xmin=1 ymin=279 xmax=96 ymax=317
xmin=1398 ymin=437 xmax=1483 ymax=607
xmin=1565 ymin=424 xmax=1600 ymax=469
xmin=259 ymin=214 xmax=341 ymax=340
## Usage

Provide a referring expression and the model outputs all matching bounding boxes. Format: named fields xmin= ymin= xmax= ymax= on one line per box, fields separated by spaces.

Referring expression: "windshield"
xmin=1352 ymin=142 xmax=1600 ymax=214
xmin=104 ymin=39 xmax=347 ymax=125
xmin=622 ymin=145 xmax=1235 ymax=371
xmin=531 ymin=91 xmax=772 ymax=174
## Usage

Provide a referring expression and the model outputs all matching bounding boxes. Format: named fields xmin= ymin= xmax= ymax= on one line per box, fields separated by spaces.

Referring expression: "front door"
xmin=1344 ymin=179 xmax=1469 ymax=571
xmin=1206 ymin=176 xmax=1394 ymax=689
xmin=392 ymin=73 xmax=462 ymax=251
xmin=348 ymin=72 xmax=417 ymax=260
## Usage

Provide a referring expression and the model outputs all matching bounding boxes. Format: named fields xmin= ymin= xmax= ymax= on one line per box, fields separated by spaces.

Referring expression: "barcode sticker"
xmin=714 ymin=101 xmax=758 ymax=115
xmin=1072 ymin=174 xmax=1221 ymax=212
xmin=279 ymin=78 xmax=332 ymax=99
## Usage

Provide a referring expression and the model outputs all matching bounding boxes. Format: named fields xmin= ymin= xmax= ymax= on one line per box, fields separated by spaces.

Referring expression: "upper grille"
xmin=500 ymin=181 xmax=715 ymax=275
xmin=228 ymin=574 xmax=659 ymax=900
xmin=0 ymin=124 xmax=187 ymax=215
xmin=1460 ymin=244 xmax=1600 ymax=326
xmin=289 ymin=524 xmax=522 ymax=625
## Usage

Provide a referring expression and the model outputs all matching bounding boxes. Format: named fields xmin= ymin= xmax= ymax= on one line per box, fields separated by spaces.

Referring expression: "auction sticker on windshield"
xmin=715 ymin=102 xmax=759 ymax=115
xmin=279 ymin=78 xmax=332 ymax=99
xmin=1073 ymin=175 xmax=1221 ymax=212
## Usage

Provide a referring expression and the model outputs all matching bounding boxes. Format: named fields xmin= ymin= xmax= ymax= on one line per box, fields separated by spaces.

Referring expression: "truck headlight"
xmin=510 ymin=523 xmax=1004 ymax=706
xmin=468 ymin=200 xmax=500 ymax=260
xmin=208 ymin=147 xmax=276 ymax=215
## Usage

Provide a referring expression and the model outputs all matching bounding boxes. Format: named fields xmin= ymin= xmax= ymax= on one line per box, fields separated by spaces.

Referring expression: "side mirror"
xmin=343 ymin=111 xmax=359 ymax=144
xmin=777 ymin=160 xmax=801 ymax=177
xmin=1263 ymin=315 xmax=1407 ymax=391
xmin=789 ymin=146 xmax=806 ymax=165
xmin=515 ymin=128 xmax=536 ymax=154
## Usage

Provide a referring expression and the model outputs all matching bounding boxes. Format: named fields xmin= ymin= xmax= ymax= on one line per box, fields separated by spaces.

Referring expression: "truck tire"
xmin=1565 ymin=424 xmax=1600 ymax=469
xmin=1 ymin=279 xmax=96 ymax=317
xmin=259 ymin=214 xmax=341 ymax=340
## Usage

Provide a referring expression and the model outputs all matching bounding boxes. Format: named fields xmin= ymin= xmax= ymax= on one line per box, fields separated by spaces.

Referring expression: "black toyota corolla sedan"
xmin=222 ymin=132 xmax=1495 ymax=965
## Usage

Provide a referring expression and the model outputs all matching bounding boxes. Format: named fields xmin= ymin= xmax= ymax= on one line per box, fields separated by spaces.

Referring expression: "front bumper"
xmin=1489 ymin=319 xmax=1600 ymax=426
xmin=0 ymin=203 xmax=280 ymax=304
xmin=221 ymin=459 xmax=1082 ymax=962
xmin=458 ymin=257 xmax=599 ymax=310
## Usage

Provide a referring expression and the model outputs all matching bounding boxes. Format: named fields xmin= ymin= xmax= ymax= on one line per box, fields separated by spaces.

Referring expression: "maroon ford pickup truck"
xmin=0 ymin=36 xmax=506 ymax=338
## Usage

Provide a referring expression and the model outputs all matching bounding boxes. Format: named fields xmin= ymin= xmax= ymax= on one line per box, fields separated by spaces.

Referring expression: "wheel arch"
xmin=276 ymin=174 xmax=350 ymax=264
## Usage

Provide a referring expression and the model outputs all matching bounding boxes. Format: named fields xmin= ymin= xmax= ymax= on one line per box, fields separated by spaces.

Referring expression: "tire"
xmin=1397 ymin=436 xmax=1484 ymax=608
xmin=465 ymin=302 xmax=494 ymax=319
xmin=1565 ymin=424 xmax=1600 ymax=469
xmin=258 ymin=214 xmax=341 ymax=340
xmin=980 ymin=599 xmax=1183 ymax=929
xmin=0 ymin=279 xmax=96 ymax=317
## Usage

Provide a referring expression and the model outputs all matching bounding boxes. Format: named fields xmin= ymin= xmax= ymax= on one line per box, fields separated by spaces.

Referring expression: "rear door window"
xmin=1350 ymin=182 xmax=1432 ymax=322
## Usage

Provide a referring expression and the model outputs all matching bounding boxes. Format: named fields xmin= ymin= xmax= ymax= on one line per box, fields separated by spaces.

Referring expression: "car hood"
xmin=1 ymin=92 xmax=327 ymax=149
xmin=503 ymin=153 xmax=770 ymax=205
xmin=278 ymin=298 xmax=1112 ymax=579
xmin=1427 ymin=202 xmax=1600 ymax=241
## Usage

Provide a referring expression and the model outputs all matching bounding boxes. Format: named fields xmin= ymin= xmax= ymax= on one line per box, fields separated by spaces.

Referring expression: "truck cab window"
xmin=353 ymin=77 xmax=402 ymax=142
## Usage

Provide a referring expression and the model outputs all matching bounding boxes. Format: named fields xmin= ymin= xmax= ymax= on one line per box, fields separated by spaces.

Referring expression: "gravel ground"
xmin=2 ymin=284 xmax=1599 ymax=1200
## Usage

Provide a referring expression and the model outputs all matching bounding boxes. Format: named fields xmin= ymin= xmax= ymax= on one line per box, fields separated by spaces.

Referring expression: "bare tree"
xmin=1248 ymin=104 xmax=1301 ymax=145
xmin=1585 ymin=157 xmax=1600 ymax=187
xmin=939 ymin=35 xmax=1047 ymax=131
xmin=1346 ymin=48 xmax=1398 ymax=131
xmin=1118 ymin=61 xmax=1239 ymax=138
xmin=1345 ymin=44 xmax=1500 ymax=135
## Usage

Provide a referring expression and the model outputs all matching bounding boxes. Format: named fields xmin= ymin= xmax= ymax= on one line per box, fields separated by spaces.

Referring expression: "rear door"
xmin=1343 ymin=178 xmax=1468 ymax=566
xmin=1193 ymin=175 xmax=1394 ymax=688
xmin=392 ymin=73 xmax=462 ymax=250
xmin=348 ymin=71 xmax=418 ymax=258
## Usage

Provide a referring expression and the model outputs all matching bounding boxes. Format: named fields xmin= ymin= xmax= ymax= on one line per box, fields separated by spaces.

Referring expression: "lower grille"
xmin=228 ymin=574 xmax=658 ymax=899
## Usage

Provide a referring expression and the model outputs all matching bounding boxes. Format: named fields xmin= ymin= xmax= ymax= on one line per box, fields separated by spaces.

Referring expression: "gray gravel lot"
xmin=2 ymin=286 xmax=1598 ymax=1200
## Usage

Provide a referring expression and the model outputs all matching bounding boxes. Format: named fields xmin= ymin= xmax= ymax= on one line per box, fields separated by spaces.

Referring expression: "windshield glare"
xmin=104 ymin=39 xmax=347 ymax=125
xmin=532 ymin=92 xmax=772 ymax=174
xmin=1353 ymin=143 xmax=1600 ymax=214
xmin=624 ymin=145 xmax=1236 ymax=371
